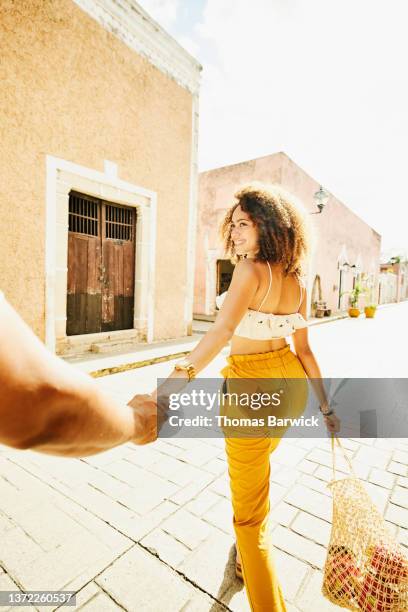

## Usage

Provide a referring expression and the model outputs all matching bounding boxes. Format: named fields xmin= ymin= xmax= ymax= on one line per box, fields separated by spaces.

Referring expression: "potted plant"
xmin=340 ymin=283 xmax=367 ymax=317
xmin=364 ymin=303 xmax=377 ymax=318
xmin=363 ymin=283 xmax=378 ymax=318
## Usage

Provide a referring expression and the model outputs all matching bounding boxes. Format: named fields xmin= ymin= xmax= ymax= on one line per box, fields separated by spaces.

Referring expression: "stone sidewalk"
xmin=1 ymin=302 xmax=408 ymax=611
xmin=1 ymin=435 xmax=407 ymax=611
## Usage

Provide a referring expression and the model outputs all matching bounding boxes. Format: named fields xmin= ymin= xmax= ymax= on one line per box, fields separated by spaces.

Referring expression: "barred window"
xmin=69 ymin=192 xmax=98 ymax=236
xmin=106 ymin=204 xmax=133 ymax=241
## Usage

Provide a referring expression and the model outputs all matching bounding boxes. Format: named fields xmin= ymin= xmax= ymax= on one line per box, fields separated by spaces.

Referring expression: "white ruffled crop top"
xmin=215 ymin=261 xmax=308 ymax=340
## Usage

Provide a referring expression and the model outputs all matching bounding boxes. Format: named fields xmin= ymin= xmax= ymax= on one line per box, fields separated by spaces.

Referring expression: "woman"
xmin=151 ymin=183 xmax=339 ymax=612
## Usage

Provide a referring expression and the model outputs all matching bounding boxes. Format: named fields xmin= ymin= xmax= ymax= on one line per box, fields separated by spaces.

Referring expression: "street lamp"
xmin=311 ymin=185 xmax=330 ymax=214
xmin=350 ymin=264 xmax=359 ymax=278
xmin=339 ymin=262 xmax=359 ymax=276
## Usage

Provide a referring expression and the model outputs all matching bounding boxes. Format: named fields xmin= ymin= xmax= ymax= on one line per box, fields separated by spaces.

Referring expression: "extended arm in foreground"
xmin=0 ymin=293 xmax=157 ymax=456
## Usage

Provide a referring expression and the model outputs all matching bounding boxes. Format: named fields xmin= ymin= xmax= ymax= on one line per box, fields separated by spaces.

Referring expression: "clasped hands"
xmin=126 ymin=369 xmax=189 ymax=445
xmin=125 ymin=393 xmax=165 ymax=445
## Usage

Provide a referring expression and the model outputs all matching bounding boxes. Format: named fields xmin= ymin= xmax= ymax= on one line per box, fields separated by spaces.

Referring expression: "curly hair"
xmin=220 ymin=182 xmax=313 ymax=279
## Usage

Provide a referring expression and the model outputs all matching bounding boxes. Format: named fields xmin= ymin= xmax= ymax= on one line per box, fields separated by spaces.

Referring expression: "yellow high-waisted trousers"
xmin=219 ymin=343 xmax=308 ymax=612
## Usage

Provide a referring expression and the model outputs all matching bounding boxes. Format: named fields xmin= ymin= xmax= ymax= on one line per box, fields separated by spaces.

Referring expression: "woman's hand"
xmin=127 ymin=393 xmax=168 ymax=445
xmin=150 ymin=368 xmax=190 ymax=404
xmin=322 ymin=411 xmax=341 ymax=435
xmin=319 ymin=401 xmax=341 ymax=435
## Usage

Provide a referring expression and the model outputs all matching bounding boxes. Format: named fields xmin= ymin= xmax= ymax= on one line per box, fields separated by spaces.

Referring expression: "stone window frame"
xmin=45 ymin=155 xmax=156 ymax=354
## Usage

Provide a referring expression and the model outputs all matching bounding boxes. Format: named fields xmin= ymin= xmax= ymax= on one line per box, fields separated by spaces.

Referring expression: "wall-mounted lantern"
xmin=311 ymin=185 xmax=330 ymax=214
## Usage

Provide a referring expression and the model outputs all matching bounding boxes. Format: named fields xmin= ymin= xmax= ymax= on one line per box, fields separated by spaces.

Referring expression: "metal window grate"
xmin=69 ymin=193 xmax=98 ymax=236
xmin=106 ymin=205 xmax=133 ymax=240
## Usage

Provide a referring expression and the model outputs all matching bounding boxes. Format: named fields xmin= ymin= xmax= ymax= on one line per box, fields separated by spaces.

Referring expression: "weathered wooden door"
xmin=67 ymin=192 xmax=136 ymax=335
xmin=101 ymin=202 xmax=136 ymax=332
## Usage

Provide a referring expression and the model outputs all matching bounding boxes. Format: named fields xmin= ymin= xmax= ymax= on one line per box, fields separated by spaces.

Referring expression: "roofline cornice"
xmin=73 ymin=0 xmax=202 ymax=95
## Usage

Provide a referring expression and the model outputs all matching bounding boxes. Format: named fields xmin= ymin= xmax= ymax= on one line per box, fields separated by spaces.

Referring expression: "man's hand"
xmin=127 ymin=393 xmax=168 ymax=445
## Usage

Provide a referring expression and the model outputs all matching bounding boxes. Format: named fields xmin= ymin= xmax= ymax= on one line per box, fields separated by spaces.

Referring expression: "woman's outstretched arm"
xmin=151 ymin=259 xmax=259 ymax=400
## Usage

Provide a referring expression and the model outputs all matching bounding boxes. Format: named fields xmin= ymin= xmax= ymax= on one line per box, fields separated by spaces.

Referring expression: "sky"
xmin=138 ymin=0 xmax=408 ymax=256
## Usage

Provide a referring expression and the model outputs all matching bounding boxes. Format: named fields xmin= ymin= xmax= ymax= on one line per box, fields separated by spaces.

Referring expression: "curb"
xmin=307 ymin=313 xmax=349 ymax=326
xmin=89 ymin=350 xmax=191 ymax=378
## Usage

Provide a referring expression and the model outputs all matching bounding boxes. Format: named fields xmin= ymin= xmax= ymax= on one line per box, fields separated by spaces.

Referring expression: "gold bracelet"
xmin=174 ymin=359 xmax=196 ymax=382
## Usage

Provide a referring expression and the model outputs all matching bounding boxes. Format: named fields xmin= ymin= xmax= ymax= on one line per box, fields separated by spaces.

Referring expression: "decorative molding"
xmin=73 ymin=0 xmax=202 ymax=94
xmin=104 ymin=160 xmax=118 ymax=179
xmin=183 ymin=93 xmax=200 ymax=333
xmin=45 ymin=155 xmax=157 ymax=352
xmin=337 ymin=244 xmax=349 ymax=268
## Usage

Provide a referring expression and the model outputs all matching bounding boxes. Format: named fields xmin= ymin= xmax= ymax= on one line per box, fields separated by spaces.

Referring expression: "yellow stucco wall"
xmin=0 ymin=0 xmax=193 ymax=340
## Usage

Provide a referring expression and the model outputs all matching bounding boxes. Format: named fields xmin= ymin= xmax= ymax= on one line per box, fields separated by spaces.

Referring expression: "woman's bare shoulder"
xmin=234 ymin=258 xmax=260 ymax=276
xmin=231 ymin=259 xmax=261 ymax=290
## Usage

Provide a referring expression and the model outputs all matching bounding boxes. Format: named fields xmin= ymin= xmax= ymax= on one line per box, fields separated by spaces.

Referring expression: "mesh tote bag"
xmin=322 ymin=434 xmax=408 ymax=611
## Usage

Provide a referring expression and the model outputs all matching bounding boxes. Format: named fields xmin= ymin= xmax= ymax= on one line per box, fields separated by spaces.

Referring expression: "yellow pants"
xmin=219 ymin=344 xmax=308 ymax=612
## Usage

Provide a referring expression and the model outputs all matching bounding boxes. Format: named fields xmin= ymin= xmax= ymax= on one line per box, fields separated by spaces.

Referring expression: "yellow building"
xmin=0 ymin=0 xmax=201 ymax=355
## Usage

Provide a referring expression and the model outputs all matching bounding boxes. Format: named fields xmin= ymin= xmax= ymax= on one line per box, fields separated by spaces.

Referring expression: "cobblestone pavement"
xmin=0 ymin=302 xmax=407 ymax=611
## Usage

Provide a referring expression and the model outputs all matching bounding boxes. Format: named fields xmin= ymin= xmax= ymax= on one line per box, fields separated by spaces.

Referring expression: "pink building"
xmin=194 ymin=152 xmax=381 ymax=318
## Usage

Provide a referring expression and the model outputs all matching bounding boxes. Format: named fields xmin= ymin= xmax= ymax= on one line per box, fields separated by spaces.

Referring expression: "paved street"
xmin=1 ymin=302 xmax=408 ymax=611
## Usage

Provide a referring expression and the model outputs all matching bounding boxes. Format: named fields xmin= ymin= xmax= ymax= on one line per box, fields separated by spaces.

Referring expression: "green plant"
xmin=340 ymin=282 xmax=369 ymax=308
xmin=365 ymin=283 xmax=378 ymax=308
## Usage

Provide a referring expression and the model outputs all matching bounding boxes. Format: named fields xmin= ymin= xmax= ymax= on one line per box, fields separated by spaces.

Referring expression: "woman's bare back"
xmin=230 ymin=261 xmax=305 ymax=355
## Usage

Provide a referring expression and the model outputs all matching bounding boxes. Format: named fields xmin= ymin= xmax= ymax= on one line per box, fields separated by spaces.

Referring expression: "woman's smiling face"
xmin=230 ymin=205 xmax=259 ymax=258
